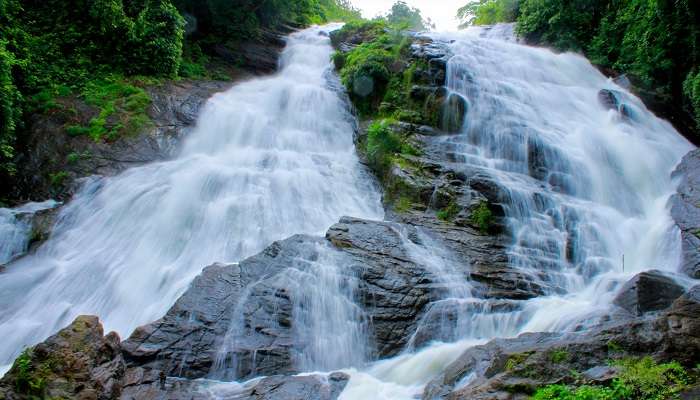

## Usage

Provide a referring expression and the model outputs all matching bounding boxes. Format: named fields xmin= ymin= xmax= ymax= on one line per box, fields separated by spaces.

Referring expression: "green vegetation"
xmin=532 ymin=357 xmax=693 ymax=400
xmin=0 ymin=0 xmax=360 ymax=193
xmin=550 ymin=349 xmax=569 ymax=364
xmin=386 ymin=1 xmax=434 ymax=31
xmin=505 ymin=352 xmax=532 ymax=371
xmin=437 ymin=201 xmax=461 ymax=221
xmin=458 ymin=0 xmax=700 ymax=135
xmin=13 ymin=348 xmax=46 ymax=397
xmin=366 ymin=119 xmax=418 ymax=175
xmin=457 ymin=0 xmax=519 ymax=28
xmin=685 ymin=70 xmax=700 ymax=128
xmin=470 ymin=201 xmax=493 ymax=233
xmin=75 ymin=78 xmax=153 ymax=141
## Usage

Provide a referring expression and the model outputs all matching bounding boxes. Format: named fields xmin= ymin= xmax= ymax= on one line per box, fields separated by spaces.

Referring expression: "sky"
xmin=350 ymin=0 xmax=465 ymax=31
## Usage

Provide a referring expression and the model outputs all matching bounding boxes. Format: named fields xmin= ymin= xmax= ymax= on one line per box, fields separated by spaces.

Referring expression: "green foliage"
xmin=514 ymin=0 xmax=699 ymax=134
xmin=0 ymin=40 xmax=20 ymax=175
xmin=386 ymin=1 xmax=433 ymax=31
xmin=532 ymin=357 xmax=692 ymax=400
xmin=516 ymin=0 xmax=606 ymax=51
xmin=366 ymin=119 xmax=403 ymax=171
xmin=505 ymin=352 xmax=530 ymax=371
xmin=437 ymin=201 xmax=461 ymax=221
xmin=614 ymin=357 xmax=689 ymax=400
xmin=49 ymin=171 xmax=69 ymax=187
xmin=13 ymin=348 xmax=46 ymax=397
xmin=81 ymin=78 xmax=153 ymax=141
xmin=684 ymin=69 xmax=700 ymax=128
xmin=128 ymin=0 xmax=185 ymax=77
xmin=550 ymin=349 xmax=569 ymax=364
xmin=457 ymin=0 xmax=519 ymax=27
xmin=470 ymin=201 xmax=493 ymax=233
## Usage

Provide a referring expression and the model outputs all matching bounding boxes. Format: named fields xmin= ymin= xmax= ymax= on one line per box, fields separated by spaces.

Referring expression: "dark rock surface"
xmin=0 ymin=316 xmax=125 ymax=400
xmin=671 ymin=148 xmax=700 ymax=278
xmin=121 ymin=217 xmax=448 ymax=381
xmin=120 ymin=372 xmax=348 ymax=400
xmin=423 ymin=286 xmax=700 ymax=399
xmin=6 ymin=80 xmax=232 ymax=204
xmin=613 ymin=270 xmax=685 ymax=315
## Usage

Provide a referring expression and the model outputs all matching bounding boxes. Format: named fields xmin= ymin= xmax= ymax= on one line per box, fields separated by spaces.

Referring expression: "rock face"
xmin=423 ymin=286 xmax=700 ymax=399
xmin=121 ymin=218 xmax=449 ymax=381
xmin=0 ymin=316 xmax=125 ymax=400
xmin=671 ymin=148 xmax=700 ymax=278
xmin=613 ymin=270 xmax=685 ymax=315
xmin=7 ymin=80 xmax=232 ymax=204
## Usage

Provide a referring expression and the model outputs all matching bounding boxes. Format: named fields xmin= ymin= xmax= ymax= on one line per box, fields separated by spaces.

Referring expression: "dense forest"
xmin=0 ymin=0 xmax=361 ymax=190
xmin=459 ymin=0 xmax=700 ymax=141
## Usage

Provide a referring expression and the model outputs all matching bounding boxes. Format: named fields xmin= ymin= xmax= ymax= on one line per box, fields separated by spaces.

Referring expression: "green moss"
xmin=437 ymin=201 xmax=460 ymax=222
xmin=505 ymin=352 xmax=531 ymax=372
xmin=13 ymin=348 xmax=46 ymax=397
xmin=550 ymin=350 xmax=570 ymax=364
xmin=71 ymin=77 xmax=153 ymax=141
xmin=470 ymin=201 xmax=493 ymax=234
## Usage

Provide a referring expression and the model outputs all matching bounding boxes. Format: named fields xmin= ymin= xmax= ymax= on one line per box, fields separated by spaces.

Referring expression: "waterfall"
xmin=0 ymin=25 xmax=383 ymax=370
xmin=338 ymin=24 xmax=693 ymax=399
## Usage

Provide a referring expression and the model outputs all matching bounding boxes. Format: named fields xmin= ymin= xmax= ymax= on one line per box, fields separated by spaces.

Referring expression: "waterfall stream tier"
xmin=1 ymin=23 xmax=699 ymax=400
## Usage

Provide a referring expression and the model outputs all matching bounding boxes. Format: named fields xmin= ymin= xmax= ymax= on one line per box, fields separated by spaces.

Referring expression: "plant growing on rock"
xmin=470 ymin=200 xmax=493 ymax=233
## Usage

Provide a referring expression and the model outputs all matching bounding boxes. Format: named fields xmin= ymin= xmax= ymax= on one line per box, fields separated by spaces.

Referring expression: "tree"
xmin=457 ymin=0 xmax=519 ymax=28
xmin=386 ymin=1 xmax=434 ymax=31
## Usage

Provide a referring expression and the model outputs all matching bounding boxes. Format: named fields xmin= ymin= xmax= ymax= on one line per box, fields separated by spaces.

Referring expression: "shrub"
xmin=0 ymin=40 xmax=20 ymax=175
xmin=366 ymin=119 xmax=402 ymax=171
xmin=532 ymin=357 xmax=692 ymax=400
xmin=684 ymin=69 xmax=700 ymax=129
xmin=470 ymin=201 xmax=493 ymax=233
xmin=437 ymin=201 xmax=460 ymax=221
xmin=128 ymin=0 xmax=185 ymax=77
xmin=457 ymin=0 xmax=519 ymax=28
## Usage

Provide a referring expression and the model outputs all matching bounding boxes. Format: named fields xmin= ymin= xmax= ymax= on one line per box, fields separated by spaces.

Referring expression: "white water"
xmin=0 ymin=25 xmax=382 ymax=371
xmin=336 ymin=24 xmax=694 ymax=399
xmin=0 ymin=22 xmax=695 ymax=399
xmin=0 ymin=200 xmax=58 ymax=265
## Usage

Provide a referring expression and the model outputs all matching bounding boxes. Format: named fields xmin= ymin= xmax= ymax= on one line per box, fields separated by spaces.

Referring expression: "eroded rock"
xmin=613 ymin=270 xmax=685 ymax=315
xmin=0 ymin=316 xmax=125 ymax=400
xmin=670 ymin=148 xmax=700 ymax=278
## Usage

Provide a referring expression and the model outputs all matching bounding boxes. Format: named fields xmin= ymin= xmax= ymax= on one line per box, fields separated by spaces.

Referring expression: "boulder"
xmin=423 ymin=287 xmax=700 ymax=399
xmin=670 ymin=148 xmax=700 ymax=278
xmin=613 ymin=270 xmax=685 ymax=315
xmin=0 ymin=315 xmax=125 ymax=400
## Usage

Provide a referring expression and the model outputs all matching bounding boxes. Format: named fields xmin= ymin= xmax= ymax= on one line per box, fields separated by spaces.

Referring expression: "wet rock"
xmin=438 ymin=93 xmax=467 ymax=133
xmin=120 ymin=372 xmax=348 ymax=400
xmin=670 ymin=148 xmax=700 ymax=278
xmin=598 ymin=89 xmax=620 ymax=111
xmin=122 ymin=218 xmax=444 ymax=381
xmin=613 ymin=270 xmax=685 ymax=315
xmin=0 ymin=316 xmax=125 ymax=400
xmin=423 ymin=287 xmax=700 ymax=399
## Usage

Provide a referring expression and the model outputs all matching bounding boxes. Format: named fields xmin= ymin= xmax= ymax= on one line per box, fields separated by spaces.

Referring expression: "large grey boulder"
xmin=613 ymin=270 xmax=685 ymax=315
xmin=670 ymin=148 xmax=700 ymax=278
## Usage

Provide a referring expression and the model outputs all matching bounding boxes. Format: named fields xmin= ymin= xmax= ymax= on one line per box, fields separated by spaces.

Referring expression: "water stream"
xmin=0 ymin=22 xmax=694 ymax=399
xmin=0 ymin=24 xmax=383 ymax=371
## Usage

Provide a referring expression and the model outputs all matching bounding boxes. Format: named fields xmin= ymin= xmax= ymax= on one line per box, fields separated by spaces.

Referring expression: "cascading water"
xmin=0 ymin=25 xmax=383 ymax=371
xmin=0 ymin=20 xmax=695 ymax=400
xmin=337 ymin=24 xmax=694 ymax=399
xmin=0 ymin=200 xmax=58 ymax=265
